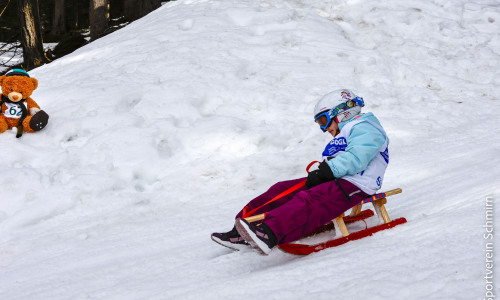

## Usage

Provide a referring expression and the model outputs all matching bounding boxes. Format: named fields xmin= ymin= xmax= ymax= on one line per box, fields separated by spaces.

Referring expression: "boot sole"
xmin=211 ymin=234 xmax=249 ymax=251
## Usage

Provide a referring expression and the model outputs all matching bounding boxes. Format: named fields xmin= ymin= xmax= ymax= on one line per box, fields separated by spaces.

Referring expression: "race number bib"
xmin=4 ymin=103 xmax=24 ymax=118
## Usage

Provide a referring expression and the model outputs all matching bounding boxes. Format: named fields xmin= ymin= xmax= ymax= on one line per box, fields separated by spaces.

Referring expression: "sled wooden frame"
xmin=243 ymin=188 xmax=407 ymax=255
xmin=332 ymin=187 xmax=403 ymax=237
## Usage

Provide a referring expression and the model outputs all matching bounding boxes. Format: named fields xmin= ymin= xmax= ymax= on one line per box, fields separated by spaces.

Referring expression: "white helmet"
xmin=313 ymin=89 xmax=364 ymax=132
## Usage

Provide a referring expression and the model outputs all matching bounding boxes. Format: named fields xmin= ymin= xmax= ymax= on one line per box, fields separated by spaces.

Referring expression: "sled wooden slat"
xmin=349 ymin=204 xmax=363 ymax=217
xmin=356 ymin=188 xmax=401 ymax=206
xmin=333 ymin=213 xmax=349 ymax=237
xmin=373 ymin=198 xmax=391 ymax=224
xmin=244 ymin=213 xmax=268 ymax=223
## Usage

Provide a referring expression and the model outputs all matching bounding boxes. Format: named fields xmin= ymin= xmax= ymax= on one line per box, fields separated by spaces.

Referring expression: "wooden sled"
xmin=243 ymin=188 xmax=407 ymax=255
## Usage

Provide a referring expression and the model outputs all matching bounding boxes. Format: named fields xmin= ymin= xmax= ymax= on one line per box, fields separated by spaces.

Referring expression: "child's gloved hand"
xmin=305 ymin=161 xmax=335 ymax=188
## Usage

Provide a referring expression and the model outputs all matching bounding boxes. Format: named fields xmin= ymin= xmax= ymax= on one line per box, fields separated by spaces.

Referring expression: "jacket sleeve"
xmin=327 ymin=122 xmax=386 ymax=178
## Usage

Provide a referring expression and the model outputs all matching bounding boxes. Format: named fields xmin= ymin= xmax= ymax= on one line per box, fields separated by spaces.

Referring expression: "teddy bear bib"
xmin=3 ymin=102 xmax=25 ymax=118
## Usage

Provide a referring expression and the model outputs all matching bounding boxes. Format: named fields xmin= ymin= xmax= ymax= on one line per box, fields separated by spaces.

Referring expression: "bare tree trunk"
xmin=73 ymin=0 xmax=80 ymax=29
xmin=16 ymin=0 xmax=48 ymax=69
xmin=124 ymin=0 xmax=161 ymax=22
xmin=89 ymin=0 xmax=109 ymax=41
xmin=51 ymin=0 xmax=66 ymax=36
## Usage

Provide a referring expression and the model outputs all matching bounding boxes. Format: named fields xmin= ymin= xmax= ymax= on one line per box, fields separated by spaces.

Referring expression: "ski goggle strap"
xmin=330 ymin=97 xmax=364 ymax=119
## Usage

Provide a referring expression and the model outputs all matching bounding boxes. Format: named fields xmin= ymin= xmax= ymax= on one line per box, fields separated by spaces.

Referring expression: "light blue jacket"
xmin=326 ymin=112 xmax=388 ymax=178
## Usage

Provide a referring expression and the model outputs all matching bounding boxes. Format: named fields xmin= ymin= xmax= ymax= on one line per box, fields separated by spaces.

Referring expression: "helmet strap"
xmin=332 ymin=116 xmax=340 ymax=136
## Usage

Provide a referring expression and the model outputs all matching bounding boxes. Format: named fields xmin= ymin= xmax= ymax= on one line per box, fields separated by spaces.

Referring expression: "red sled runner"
xmin=243 ymin=188 xmax=406 ymax=255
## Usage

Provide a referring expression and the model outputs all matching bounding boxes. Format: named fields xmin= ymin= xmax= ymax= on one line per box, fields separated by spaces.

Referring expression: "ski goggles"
xmin=314 ymin=97 xmax=364 ymax=132
xmin=314 ymin=111 xmax=334 ymax=132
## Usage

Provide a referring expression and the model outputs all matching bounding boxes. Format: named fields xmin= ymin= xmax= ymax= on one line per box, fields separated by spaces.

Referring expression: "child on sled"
xmin=212 ymin=89 xmax=390 ymax=255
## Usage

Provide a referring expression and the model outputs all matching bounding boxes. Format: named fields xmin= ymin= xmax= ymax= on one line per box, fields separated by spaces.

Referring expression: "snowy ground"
xmin=1 ymin=0 xmax=499 ymax=299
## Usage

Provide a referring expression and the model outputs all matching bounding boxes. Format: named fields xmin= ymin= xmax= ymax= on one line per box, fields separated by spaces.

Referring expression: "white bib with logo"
xmin=322 ymin=117 xmax=389 ymax=195
xmin=4 ymin=102 xmax=25 ymax=119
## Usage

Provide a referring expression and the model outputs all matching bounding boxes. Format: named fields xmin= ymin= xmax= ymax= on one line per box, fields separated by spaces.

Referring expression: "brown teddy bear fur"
xmin=0 ymin=74 xmax=40 ymax=133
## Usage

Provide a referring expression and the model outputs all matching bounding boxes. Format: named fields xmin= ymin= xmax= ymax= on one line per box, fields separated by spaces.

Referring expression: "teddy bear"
xmin=0 ymin=69 xmax=49 ymax=138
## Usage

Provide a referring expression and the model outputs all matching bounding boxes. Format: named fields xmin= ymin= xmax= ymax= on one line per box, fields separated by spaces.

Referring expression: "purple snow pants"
xmin=235 ymin=178 xmax=369 ymax=245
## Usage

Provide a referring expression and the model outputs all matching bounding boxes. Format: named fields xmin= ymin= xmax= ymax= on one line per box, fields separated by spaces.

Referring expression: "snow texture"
xmin=1 ymin=0 xmax=499 ymax=299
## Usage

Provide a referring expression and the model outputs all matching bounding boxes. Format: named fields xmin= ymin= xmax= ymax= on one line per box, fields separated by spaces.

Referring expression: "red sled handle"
xmin=242 ymin=180 xmax=305 ymax=219
xmin=306 ymin=161 xmax=320 ymax=173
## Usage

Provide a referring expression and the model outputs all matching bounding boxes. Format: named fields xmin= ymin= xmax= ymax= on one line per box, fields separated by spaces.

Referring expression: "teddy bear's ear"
xmin=0 ymin=75 xmax=5 ymax=87
xmin=30 ymin=78 xmax=38 ymax=90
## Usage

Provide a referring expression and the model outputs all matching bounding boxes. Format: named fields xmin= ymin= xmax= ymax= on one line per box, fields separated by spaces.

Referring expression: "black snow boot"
xmin=211 ymin=226 xmax=250 ymax=251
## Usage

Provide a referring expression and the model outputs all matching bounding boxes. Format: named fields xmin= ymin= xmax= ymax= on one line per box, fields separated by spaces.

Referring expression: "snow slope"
xmin=1 ymin=0 xmax=499 ymax=299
